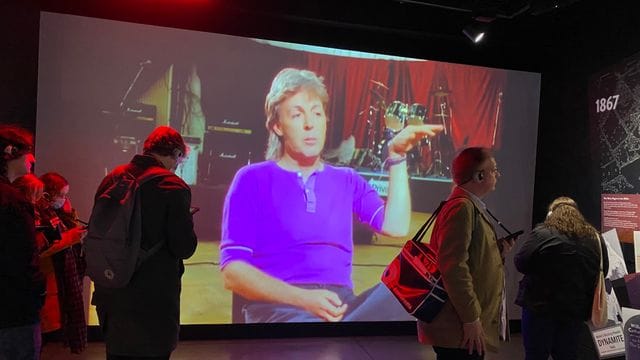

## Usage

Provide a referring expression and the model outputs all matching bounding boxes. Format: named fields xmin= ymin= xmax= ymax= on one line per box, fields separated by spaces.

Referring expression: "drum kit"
xmin=349 ymin=80 xmax=453 ymax=178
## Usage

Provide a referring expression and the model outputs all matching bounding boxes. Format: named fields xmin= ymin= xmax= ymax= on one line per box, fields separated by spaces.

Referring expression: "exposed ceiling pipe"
xmin=391 ymin=0 xmax=532 ymax=20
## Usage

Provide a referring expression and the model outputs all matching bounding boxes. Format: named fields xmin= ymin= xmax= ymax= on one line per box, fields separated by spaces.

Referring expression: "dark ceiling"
xmin=1 ymin=0 xmax=636 ymax=74
xmin=29 ymin=0 xmax=639 ymax=73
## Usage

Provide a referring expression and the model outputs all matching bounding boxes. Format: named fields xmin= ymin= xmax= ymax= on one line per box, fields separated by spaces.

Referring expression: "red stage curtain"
xmin=307 ymin=54 xmax=390 ymax=148
xmin=306 ymin=54 xmax=507 ymax=152
xmin=439 ymin=63 xmax=507 ymax=150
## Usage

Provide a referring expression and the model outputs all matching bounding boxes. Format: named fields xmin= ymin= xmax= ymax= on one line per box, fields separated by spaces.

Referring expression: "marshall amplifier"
xmin=199 ymin=119 xmax=254 ymax=186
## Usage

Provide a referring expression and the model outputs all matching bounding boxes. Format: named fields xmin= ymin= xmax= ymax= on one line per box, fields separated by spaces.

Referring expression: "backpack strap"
xmin=132 ymin=166 xmax=175 ymax=264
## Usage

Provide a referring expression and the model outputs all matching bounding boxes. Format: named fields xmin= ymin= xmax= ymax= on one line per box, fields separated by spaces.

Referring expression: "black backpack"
xmin=85 ymin=166 xmax=172 ymax=288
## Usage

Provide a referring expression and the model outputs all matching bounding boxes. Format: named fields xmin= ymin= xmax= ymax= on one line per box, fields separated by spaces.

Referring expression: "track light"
xmin=462 ymin=22 xmax=487 ymax=44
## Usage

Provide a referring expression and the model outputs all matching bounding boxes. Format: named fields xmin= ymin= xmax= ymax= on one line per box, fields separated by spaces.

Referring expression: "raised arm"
xmin=382 ymin=124 xmax=443 ymax=236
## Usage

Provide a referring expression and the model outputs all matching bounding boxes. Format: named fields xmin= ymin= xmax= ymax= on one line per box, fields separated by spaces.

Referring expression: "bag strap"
xmin=594 ymin=230 xmax=604 ymax=273
xmin=412 ymin=201 xmax=446 ymax=243
xmin=412 ymin=196 xmax=481 ymax=244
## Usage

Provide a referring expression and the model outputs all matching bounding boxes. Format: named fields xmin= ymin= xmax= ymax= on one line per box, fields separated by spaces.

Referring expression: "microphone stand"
xmin=109 ymin=60 xmax=151 ymax=161
xmin=491 ymin=92 xmax=503 ymax=147
xmin=119 ymin=61 xmax=150 ymax=109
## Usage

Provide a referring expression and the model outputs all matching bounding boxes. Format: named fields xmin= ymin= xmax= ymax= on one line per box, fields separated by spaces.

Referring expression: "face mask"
xmin=52 ymin=198 xmax=66 ymax=209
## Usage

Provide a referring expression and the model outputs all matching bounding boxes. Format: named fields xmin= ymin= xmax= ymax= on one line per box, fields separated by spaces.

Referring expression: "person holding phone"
xmin=91 ymin=126 xmax=197 ymax=359
xmin=36 ymin=172 xmax=88 ymax=353
xmin=417 ymin=147 xmax=516 ymax=360
xmin=515 ymin=197 xmax=608 ymax=360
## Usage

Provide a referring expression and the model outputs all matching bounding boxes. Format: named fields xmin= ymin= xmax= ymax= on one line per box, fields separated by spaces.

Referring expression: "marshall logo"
xmin=222 ymin=119 xmax=240 ymax=126
xmin=219 ymin=153 xmax=238 ymax=159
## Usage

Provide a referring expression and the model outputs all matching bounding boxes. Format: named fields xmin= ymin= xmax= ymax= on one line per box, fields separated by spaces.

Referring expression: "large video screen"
xmin=37 ymin=12 xmax=541 ymax=324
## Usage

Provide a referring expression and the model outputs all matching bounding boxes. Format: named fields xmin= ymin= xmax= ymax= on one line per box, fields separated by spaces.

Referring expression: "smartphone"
xmin=189 ymin=206 xmax=201 ymax=215
xmin=502 ymin=230 xmax=524 ymax=242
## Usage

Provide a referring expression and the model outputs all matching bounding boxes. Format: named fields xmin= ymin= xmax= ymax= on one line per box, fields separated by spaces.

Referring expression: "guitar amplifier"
xmin=199 ymin=119 xmax=254 ymax=186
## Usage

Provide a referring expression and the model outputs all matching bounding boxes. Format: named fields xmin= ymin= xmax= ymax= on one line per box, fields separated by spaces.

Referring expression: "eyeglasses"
xmin=42 ymin=191 xmax=69 ymax=201
xmin=176 ymin=153 xmax=187 ymax=165
xmin=486 ymin=167 xmax=500 ymax=175
xmin=56 ymin=192 xmax=70 ymax=200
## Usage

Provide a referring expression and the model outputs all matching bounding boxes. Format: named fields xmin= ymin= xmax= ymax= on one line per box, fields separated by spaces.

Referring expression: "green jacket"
xmin=417 ymin=187 xmax=505 ymax=353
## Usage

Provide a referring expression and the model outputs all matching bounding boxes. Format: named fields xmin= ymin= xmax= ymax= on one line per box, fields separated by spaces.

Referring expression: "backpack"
xmin=84 ymin=165 xmax=172 ymax=288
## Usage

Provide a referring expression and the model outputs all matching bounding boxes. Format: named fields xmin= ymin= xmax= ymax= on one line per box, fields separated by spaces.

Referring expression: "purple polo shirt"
xmin=220 ymin=161 xmax=385 ymax=289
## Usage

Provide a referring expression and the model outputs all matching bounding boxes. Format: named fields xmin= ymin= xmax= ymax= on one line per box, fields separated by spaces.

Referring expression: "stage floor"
xmin=86 ymin=211 xmax=432 ymax=325
xmin=42 ymin=334 xmax=525 ymax=359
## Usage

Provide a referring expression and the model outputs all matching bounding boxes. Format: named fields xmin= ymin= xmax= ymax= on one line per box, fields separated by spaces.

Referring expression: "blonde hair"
xmin=13 ymin=173 xmax=44 ymax=204
xmin=264 ymin=68 xmax=329 ymax=160
xmin=545 ymin=196 xmax=597 ymax=240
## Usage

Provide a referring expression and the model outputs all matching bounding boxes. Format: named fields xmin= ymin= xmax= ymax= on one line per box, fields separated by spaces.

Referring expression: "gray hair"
xmin=264 ymin=68 xmax=329 ymax=160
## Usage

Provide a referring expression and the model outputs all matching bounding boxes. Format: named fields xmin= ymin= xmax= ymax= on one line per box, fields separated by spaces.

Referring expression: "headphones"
xmin=2 ymin=145 xmax=18 ymax=160
xmin=474 ymin=170 xmax=484 ymax=182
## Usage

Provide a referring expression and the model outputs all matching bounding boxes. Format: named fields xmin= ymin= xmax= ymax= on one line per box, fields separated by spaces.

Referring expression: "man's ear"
xmin=272 ymin=122 xmax=283 ymax=137
xmin=3 ymin=145 xmax=15 ymax=159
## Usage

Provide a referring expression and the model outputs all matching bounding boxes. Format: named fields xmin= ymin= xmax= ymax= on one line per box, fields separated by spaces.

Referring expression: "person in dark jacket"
xmin=515 ymin=196 xmax=609 ymax=360
xmin=91 ymin=126 xmax=198 ymax=360
xmin=0 ymin=124 xmax=45 ymax=360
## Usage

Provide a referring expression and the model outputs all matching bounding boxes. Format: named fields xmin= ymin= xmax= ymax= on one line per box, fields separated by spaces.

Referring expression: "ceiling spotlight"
xmin=462 ymin=23 xmax=487 ymax=44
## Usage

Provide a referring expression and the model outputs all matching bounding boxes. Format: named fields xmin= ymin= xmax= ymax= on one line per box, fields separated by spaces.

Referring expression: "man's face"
xmin=478 ymin=157 xmax=500 ymax=193
xmin=170 ymin=149 xmax=185 ymax=172
xmin=273 ymin=89 xmax=327 ymax=162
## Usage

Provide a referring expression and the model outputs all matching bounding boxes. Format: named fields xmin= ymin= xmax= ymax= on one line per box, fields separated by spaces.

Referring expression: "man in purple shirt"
xmin=221 ymin=68 xmax=443 ymax=322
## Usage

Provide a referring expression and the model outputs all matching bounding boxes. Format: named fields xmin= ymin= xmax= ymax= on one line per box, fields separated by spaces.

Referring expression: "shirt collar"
xmin=456 ymin=185 xmax=487 ymax=211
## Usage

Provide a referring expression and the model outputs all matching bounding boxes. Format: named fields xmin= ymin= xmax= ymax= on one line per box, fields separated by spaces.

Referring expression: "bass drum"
xmin=384 ymin=101 xmax=408 ymax=131
xmin=407 ymin=103 xmax=427 ymax=126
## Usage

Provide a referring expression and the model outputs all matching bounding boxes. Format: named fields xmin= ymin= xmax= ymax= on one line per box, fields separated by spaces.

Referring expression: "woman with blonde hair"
xmin=515 ymin=196 xmax=608 ymax=360
xmin=13 ymin=173 xmax=44 ymax=204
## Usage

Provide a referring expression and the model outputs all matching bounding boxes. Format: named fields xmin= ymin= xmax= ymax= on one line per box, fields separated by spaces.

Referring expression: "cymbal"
xmin=370 ymin=79 xmax=389 ymax=90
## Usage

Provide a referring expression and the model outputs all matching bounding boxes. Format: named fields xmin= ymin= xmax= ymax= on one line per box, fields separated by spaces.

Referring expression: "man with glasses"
xmin=91 ymin=126 xmax=197 ymax=360
xmin=417 ymin=147 xmax=515 ymax=360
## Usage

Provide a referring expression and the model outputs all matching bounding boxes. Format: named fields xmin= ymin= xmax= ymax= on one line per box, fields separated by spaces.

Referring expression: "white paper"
xmin=592 ymin=325 xmax=626 ymax=358
xmin=603 ymin=228 xmax=628 ymax=279
xmin=622 ymin=307 xmax=640 ymax=324
xmin=603 ymin=229 xmax=624 ymax=259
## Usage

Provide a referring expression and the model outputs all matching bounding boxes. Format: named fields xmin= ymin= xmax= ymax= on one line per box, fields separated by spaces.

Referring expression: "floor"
xmin=41 ymin=334 xmax=525 ymax=359
xmin=59 ymin=211 xmax=529 ymax=359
